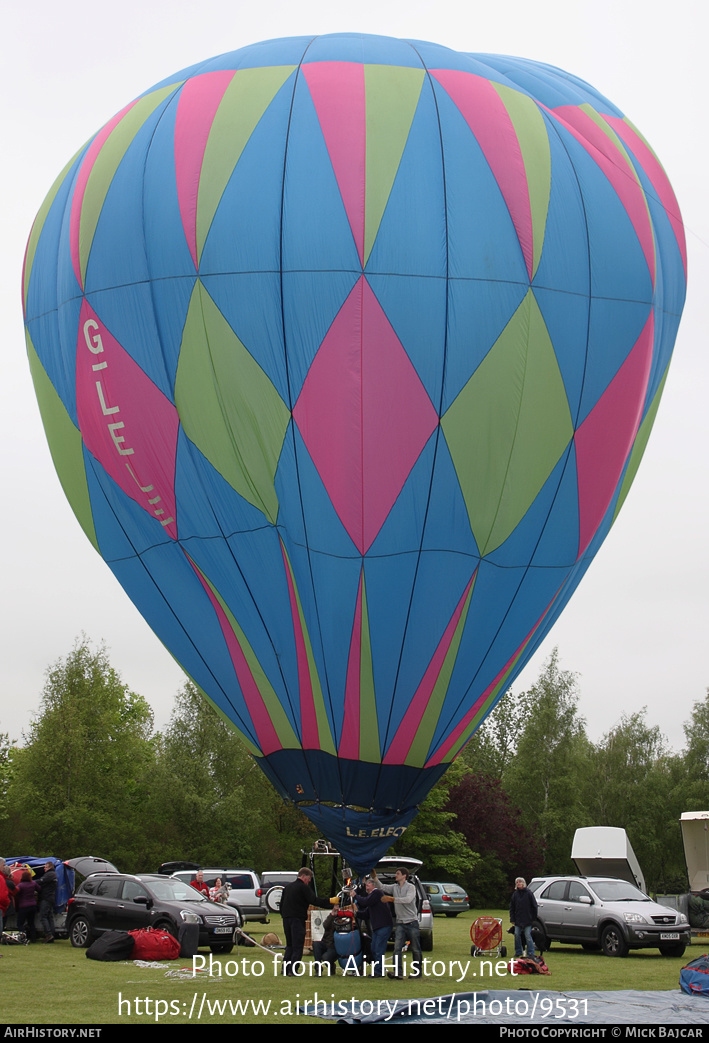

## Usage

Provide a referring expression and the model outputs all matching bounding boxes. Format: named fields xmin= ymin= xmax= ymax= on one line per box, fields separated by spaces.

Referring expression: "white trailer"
xmin=571 ymin=826 xmax=646 ymax=893
xmin=680 ymin=811 xmax=709 ymax=893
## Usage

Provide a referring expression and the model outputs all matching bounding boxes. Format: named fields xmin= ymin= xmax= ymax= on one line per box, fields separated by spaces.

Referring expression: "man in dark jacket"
xmin=280 ymin=868 xmax=334 ymax=975
xmin=352 ymin=878 xmax=393 ymax=977
xmin=509 ymin=876 xmax=538 ymax=959
xmin=37 ymin=862 xmax=58 ymax=943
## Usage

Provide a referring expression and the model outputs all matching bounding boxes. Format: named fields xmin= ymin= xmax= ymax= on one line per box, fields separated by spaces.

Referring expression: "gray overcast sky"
xmin=2 ymin=0 xmax=707 ymax=751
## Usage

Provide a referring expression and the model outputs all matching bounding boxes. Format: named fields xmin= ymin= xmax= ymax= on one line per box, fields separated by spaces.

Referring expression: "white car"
xmin=260 ymin=871 xmax=300 ymax=913
xmin=170 ymin=869 xmax=267 ymax=925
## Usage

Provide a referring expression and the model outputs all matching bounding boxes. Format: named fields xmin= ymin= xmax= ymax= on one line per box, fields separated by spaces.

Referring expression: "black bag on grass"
xmin=86 ymin=931 xmax=135 ymax=961
xmin=178 ymin=921 xmax=199 ymax=958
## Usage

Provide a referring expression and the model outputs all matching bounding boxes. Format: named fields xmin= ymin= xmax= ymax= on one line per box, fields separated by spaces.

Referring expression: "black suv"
xmin=67 ymin=873 xmax=239 ymax=953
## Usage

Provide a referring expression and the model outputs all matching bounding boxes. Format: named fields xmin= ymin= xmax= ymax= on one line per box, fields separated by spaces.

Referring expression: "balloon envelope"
xmin=23 ymin=34 xmax=686 ymax=871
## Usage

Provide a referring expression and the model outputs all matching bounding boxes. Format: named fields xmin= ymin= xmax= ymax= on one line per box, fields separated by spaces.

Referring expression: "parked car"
xmin=527 ymin=876 xmax=691 ymax=957
xmin=170 ymin=868 xmax=267 ymax=923
xmin=4 ymin=855 xmax=117 ymax=939
xmin=260 ymin=870 xmax=300 ymax=913
xmin=65 ymin=857 xmax=120 ymax=878
xmin=157 ymin=861 xmax=200 ymax=876
xmin=371 ymin=856 xmax=434 ymax=951
xmin=422 ymin=881 xmax=469 ymax=916
xmin=67 ymin=873 xmax=240 ymax=952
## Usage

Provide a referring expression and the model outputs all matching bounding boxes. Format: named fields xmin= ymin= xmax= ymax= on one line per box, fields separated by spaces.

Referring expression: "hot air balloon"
xmin=23 ymin=34 xmax=686 ymax=873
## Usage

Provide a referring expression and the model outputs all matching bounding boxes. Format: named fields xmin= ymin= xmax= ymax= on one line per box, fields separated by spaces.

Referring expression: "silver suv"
xmin=528 ymin=876 xmax=690 ymax=957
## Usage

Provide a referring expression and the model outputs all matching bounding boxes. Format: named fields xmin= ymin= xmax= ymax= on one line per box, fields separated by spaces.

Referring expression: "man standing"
xmin=37 ymin=861 xmax=58 ymax=943
xmin=279 ymin=868 xmax=335 ymax=975
xmin=373 ymin=867 xmax=422 ymax=979
xmin=352 ymin=877 xmax=393 ymax=978
xmin=509 ymin=876 xmax=538 ymax=960
xmin=190 ymin=870 xmax=210 ymax=897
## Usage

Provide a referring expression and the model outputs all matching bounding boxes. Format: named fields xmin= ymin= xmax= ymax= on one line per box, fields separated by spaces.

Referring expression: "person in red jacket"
xmin=190 ymin=870 xmax=210 ymax=897
xmin=0 ymin=866 xmax=10 ymax=936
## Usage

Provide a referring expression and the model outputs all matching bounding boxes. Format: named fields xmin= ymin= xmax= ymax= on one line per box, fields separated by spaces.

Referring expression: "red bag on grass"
xmin=508 ymin=957 xmax=551 ymax=975
xmin=128 ymin=927 xmax=181 ymax=960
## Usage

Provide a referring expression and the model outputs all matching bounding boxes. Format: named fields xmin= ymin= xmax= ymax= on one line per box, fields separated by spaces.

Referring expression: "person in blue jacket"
xmin=352 ymin=878 xmax=393 ymax=977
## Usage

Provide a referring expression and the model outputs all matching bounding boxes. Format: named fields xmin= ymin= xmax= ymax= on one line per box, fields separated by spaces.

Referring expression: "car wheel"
xmin=445 ymin=912 xmax=459 ymax=918
xmin=601 ymin=924 xmax=629 ymax=957
xmin=155 ymin=919 xmax=178 ymax=938
xmin=581 ymin=942 xmax=601 ymax=951
xmin=531 ymin=921 xmax=549 ymax=953
xmin=265 ymin=886 xmax=284 ymax=913
xmin=210 ymin=943 xmax=234 ymax=954
xmin=659 ymin=943 xmax=686 ymax=958
xmin=420 ymin=929 xmax=433 ymax=952
xmin=69 ymin=917 xmax=93 ymax=948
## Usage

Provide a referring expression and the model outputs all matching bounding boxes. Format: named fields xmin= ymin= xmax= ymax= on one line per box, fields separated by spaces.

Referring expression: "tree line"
xmin=0 ymin=640 xmax=312 ymax=873
xmin=437 ymin=649 xmax=709 ymax=903
xmin=1 ymin=641 xmax=706 ymax=906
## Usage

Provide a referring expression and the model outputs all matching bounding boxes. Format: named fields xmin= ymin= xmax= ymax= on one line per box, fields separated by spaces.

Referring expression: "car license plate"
xmin=214 ymin=927 xmax=232 ymax=934
xmin=453 ymin=898 xmax=463 ymax=902
xmin=660 ymin=932 xmax=680 ymax=940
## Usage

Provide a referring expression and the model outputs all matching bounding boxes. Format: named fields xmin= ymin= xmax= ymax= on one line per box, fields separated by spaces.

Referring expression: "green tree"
xmin=503 ymin=649 xmax=590 ymax=873
xmin=7 ymin=639 xmax=155 ymax=864
xmin=147 ymin=681 xmax=313 ymax=871
xmin=682 ymin=691 xmax=709 ymax=790
xmin=460 ymin=688 xmax=531 ymax=779
xmin=586 ymin=710 xmax=666 ymax=825
xmin=390 ymin=760 xmax=479 ymax=880
xmin=0 ymin=731 xmax=16 ymax=833
xmin=583 ymin=710 xmax=682 ymax=892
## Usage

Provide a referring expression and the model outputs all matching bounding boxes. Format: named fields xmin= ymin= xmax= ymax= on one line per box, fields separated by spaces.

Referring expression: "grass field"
xmin=0 ymin=910 xmax=699 ymax=1025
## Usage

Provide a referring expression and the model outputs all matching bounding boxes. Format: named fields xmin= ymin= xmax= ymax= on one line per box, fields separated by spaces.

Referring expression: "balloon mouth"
xmin=255 ymin=748 xmax=442 ymax=872
xmin=297 ymin=801 xmax=421 ymax=875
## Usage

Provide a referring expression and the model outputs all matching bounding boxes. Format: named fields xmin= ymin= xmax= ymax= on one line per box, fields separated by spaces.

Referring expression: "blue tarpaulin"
xmin=301 ymin=988 xmax=709 ymax=1025
xmin=5 ymin=856 xmax=75 ymax=911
